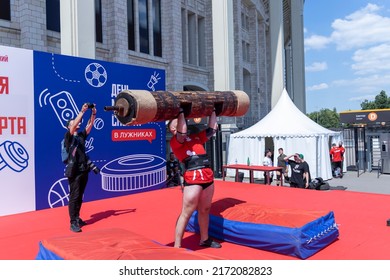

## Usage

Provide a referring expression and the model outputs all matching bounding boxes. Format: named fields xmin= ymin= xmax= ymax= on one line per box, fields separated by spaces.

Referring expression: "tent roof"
xmin=232 ymin=89 xmax=339 ymax=138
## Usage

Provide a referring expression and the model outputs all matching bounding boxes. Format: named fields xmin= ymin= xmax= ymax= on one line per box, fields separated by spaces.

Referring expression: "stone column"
xmin=212 ymin=0 xmax=235 ymax=91
xmin=60 ymin=0 xmax=95 ymax=58
xmin=269 ymin=0 xmax=284 ymax=108
xmin=162 ymin=0 xmax=183 ymax=90
xmin=290 ymin=0 xmax=306 ymax=113
xmin=105 ymin=0 xmax=128 ymax=63
xmin=19 ymin=0 xmax=46 ymax=51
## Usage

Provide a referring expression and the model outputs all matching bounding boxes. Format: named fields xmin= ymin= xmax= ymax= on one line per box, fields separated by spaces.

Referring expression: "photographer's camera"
xmin=87 ymin=103 xmax=95 ymax=109
xmin=87 ymin=159 xmax=100 ymax=174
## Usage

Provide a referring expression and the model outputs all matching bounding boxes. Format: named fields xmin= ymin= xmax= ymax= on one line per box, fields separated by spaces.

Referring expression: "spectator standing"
xmin=166 ymin=152 xmax=182 ymax=187
xmin=330 ymin=141 xmax=345 ymax=178
xmin=276 ymin=148 xmax=289 ymax=185
xmin=262 ymin=149 xmax=273 ymax=185
xmin=284 ymin=153 xmax=311 ymax=188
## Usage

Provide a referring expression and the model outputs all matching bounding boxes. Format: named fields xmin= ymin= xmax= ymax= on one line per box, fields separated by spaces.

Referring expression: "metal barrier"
xmin=356 ymin=159 xmax=366 ymax=177
xmin=378 ymin=158 xmax=383 ymax=178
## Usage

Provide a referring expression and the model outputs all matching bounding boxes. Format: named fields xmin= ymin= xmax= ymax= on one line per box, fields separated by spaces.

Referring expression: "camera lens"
xmin=92 ymin=166 xmax=100 ymax=174
xmin=87 ymin=159 xmax=100 ymax=174
xmin=87 ymin=103 xmax=95 ymax=109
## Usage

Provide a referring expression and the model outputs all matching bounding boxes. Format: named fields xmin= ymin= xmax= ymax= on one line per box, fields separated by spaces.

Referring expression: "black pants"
xmin=332 ymin=161 xmax=343 ymax=176
xmin=167 ymin=172 xmax=181 ymax=186
xmin=68 ymin=171 xmax=89 ymax=224
xmin=289 ymin=181 xmax=306 ymax=188
xmin=264 ymin=172 xmax=273 ymax=185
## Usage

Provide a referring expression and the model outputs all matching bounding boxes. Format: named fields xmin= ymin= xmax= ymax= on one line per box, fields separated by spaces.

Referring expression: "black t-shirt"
xmin=167 ymin=159 xmax=180 ymax=177
xmin=64 ymin=129 xmax=88 ymax=165
xmin=288 ymin=159 xmax=311 ymax=187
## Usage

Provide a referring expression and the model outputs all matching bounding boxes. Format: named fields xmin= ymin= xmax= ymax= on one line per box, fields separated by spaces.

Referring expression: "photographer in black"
xmin=64 ymin=103 xmax=97 ymax=232
xmin=166 ymin=152 xmax=182 ymax=187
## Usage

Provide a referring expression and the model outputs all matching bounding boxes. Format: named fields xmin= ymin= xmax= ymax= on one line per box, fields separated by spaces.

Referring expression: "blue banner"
xmin=33 ymin=51 xmax=166 ymax=210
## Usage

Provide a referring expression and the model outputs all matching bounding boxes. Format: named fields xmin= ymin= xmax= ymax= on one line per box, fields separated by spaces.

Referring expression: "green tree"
xmin=360 ymin=90 xmax=390 ymax=109
xmin=307 ymin=108 xmax=340 ymax=128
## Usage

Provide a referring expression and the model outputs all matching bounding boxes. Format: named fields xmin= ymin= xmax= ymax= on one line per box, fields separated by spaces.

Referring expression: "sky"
xmin=304 ymin=0 xmax=390 ymax=113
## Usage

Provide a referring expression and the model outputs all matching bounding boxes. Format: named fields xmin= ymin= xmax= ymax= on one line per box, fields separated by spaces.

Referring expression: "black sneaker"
xmin=77 ymin=218 xmax=87 ymax=227
xmin=70 ymin=222 xmax=82 ymax=233
xmin=199 ymin=237 xmax=221 ymax=248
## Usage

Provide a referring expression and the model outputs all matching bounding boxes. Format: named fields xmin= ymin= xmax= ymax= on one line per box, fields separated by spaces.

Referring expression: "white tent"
xmin=227 ymin=89 xmax=340 ymax=180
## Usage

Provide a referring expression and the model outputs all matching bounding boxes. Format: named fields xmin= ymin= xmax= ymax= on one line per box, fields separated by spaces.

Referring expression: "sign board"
xmin=0 ymin=45 xmax=166 ymax=215
xmin=340 ymin=109 xmax=390 ymax=125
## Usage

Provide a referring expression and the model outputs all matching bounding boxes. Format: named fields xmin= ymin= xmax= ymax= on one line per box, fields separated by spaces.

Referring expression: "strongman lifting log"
xmin=104 ymin=90 xmax=250 ymax=125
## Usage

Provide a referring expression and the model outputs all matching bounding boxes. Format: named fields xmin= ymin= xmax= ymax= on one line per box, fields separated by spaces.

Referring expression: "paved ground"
xmin=324 ymin=170 xmax=390 ymax=195
xmin=219 ymin=170 xmax=390 ymax=195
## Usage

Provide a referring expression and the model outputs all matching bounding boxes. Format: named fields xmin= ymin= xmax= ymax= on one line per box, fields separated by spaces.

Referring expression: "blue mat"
xmin=186 ymin=206 xmax=339 ymax=259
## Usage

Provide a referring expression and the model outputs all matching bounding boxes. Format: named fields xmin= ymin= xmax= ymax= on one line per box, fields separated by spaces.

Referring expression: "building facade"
xmin=0 ymin=0 xmax=305 ymax=169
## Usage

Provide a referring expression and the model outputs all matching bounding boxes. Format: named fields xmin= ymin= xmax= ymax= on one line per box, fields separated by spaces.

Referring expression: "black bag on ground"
xmin=308 ymin=177 xmax=329 ymax=190
xmin=316 ymin=181 xmax=330 ymax=190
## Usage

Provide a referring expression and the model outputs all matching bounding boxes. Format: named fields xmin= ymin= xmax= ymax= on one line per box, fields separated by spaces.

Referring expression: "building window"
xmin=0 ymin=0 xmax=11 ymax=20
xmin=181 ymin=9 xmax=187 ymax=63
xmin=241 ymin=3 xmax=250 ymax=32
xmin=127 ymin=0 xmax=135 ymax=51
xmin=181 ymin=9 xmax=206 ymax=67
xmin=198 ymin=16 xmax=205 ymax=67
xmin=243 ymin=68 xmax=251 ymax=94
xmin=152 ymin=0 xmax=162 ymax=57
xmin=242 ymin=41 xmax=250 ymax=62
xmin=139 ymin=0 xmax=149 ymax=54
xmin=46 ymin=0 xmax=61 ymax=32
xmin=241 ymin=12 xmax=250 ymax=31
xmin=188 ymin=12 xmax=196 ymax=65
xmin=46 ymin=0 xmax=103 ymax=43
xmin=128 ymin=0 xmax=161 ymax=56
xmin=95 ymin=0 xmax=103 ymax=43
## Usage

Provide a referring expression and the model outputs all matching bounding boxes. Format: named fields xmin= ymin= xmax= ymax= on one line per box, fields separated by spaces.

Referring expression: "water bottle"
xmin=247 ymin=157 xmax=250 ymax=166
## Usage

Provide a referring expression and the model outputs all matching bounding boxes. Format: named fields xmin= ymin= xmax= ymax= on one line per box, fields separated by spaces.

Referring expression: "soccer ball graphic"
xmin=85 ymin=63 xmax=108 ymax=87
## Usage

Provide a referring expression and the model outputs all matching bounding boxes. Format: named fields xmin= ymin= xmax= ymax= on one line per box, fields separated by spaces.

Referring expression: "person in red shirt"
xmin=330 ymin=141 xmax=345 ymax=178
xmin=168 ymin=108 xmax=221 ymax=249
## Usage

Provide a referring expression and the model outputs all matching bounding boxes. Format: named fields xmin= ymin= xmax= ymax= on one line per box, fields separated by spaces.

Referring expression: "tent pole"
xmin=316 ymin=136 xmax=319 ymax=179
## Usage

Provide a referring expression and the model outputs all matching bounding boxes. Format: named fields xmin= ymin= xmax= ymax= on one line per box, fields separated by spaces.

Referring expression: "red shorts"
xmin=183 ymin=167 xmax=214 ymax=185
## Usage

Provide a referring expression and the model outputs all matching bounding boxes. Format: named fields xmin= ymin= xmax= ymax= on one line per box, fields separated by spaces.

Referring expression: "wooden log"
xmin=104 ymin=90 xmax=250 ymax=125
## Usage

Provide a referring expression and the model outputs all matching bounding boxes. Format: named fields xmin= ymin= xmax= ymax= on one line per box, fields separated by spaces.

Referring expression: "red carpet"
xmin=1 ymin=180 xmax=390 ymax=260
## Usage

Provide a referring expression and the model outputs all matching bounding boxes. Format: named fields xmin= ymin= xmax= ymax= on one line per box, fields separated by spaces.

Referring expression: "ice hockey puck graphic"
xmin=100 ymin=154 xmax=166 ymax=191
